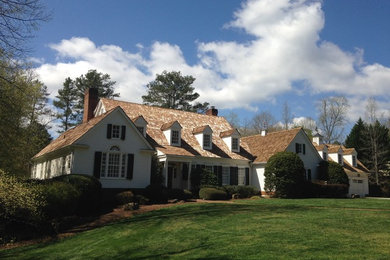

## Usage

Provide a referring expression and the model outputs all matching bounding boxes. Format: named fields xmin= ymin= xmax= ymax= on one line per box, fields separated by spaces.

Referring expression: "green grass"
xmin=2 ymin=198 xmax=390 ymax=259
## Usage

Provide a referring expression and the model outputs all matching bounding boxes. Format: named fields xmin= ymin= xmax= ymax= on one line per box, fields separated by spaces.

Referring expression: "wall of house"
xmin=348 ymin=177 xmax=369 ymax=197
xmin=329 ymin=152 xmax=342 ymax=165
xmin=252 ymin=163 xmax=266 ymax=192
xmin=286 ymin=131 xmax=323 ymax=180
xmin=72 ymin=109 xmax=153 ymax=189
xmin=32 ymin=153 xmax=72 ymax=179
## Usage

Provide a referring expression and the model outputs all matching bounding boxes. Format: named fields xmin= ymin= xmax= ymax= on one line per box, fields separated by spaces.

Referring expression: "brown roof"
xmin=160 ymin=120 xmax=180 ymax=131
xmin=342 ymin=147 xmax=356 ymax=155
xmin=327 ymin=144 xmax=342 ymax=153
xmin=33 ymin=107 xmax=117 ymax=158
xmin=132 ymin=115 xmax=148 ymax=124
xmin=343 ymin=159 xmax=369 ymax=177
xmin=192 ymin=125 xmax=210 ymax=134
xmin=313 ymin=143 xmax=327 ymax=151
xmin=241 ymin=128 xmax=302 ymax=163
xmin=101 ymin=99 xmax=252 ymax=160
xmin=220 ymin=129 xmax=236 ymax=138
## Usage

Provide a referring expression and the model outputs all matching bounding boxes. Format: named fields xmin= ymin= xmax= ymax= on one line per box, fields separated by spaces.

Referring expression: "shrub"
xmin=305 ymin=181 xmax=348 ymax=198
xmin=52 ymin=174 xmax=101 ymax=215
xmin=135 ymin=195 xmax=150 ymax=205
xmin=222 ymin=185 xmax=259 ymax=198
xmin=199 ymin=187 xmax=228 ymax=200
xmin=317 ymin=160 xmax=329 ymax=181
xmin=200 ymin=168 xmax=218 ymax=186
xmin=264 ymin=152 xmax=306 ymax=198
xmin=167 ymin=188 xmax=193 ymax=200
xmin=327 ymin=162 xmax=349 ymax=185
xmin=115 ymin=191 xmax=135 ymax=205
xmin=145 ymin=183 xmax=168 ymax=203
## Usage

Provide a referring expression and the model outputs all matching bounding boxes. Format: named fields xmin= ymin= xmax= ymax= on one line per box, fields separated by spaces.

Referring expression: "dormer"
xmin=312 ymin=131 xmax=323 ymax=145
xmin=161 ymin=120 xmax=182 ymax=146
xmin=193 ymin=125 xmax=213 ymax=150
xmin=314 ymin=144 xmax=328 ymax=161
xmin=343 ymin=148 xmax=357 ymax=167
xmin=132 ymin=115 xmax=148 ymax=137
xmin=220 ymin=129 xmax=240 ymax=153
xmin=328 ymin=145 xmax=343 ymax=166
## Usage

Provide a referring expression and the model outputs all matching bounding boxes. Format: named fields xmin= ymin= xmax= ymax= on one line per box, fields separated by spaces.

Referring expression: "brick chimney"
xmin=83 ymin=88 xmax=99 ymax=123
xmin=206 ymin=106 xmax=218 ymax=116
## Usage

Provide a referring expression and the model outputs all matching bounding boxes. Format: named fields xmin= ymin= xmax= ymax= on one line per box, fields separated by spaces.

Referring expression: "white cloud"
xmin=35 ymin=0 xmax=390 ymax=121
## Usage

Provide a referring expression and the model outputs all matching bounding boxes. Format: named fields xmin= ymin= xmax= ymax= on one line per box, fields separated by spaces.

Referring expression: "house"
xmin=32 ymin=88 xmax=253 ymax=189
xmin=241 ymin=128 xmax=323 ymax=194
xmin=312 ymin=133 xmax=369 ymax=197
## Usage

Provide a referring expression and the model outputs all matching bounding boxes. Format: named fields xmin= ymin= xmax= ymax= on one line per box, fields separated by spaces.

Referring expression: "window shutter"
xmin=245 ymin=168 xmax=250 ymax=185
xmin=230 ymin=167 xmax=238 ymax=185
xmin=121 ymin=125 xmax=126 ymax=140
xmin=93 ymin=152 xmax=102 ymax=179
xmin=218 ymin=166 xmax=222 ymax=186
xmin=303 ymin=144 xmax=306 ymax=154
xmin=127 ymin=154 xmax=134 ymax=180
xmin=295 ymin=143 xmax=299 ymax=153
xmin=107 ymin=124 xmax=112 ymax=139
xmin=182 ymin=163 xmax=189 ymax=180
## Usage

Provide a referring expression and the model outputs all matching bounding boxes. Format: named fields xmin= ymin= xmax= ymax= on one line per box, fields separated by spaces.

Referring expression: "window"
xmin=323 ymin=152 xmax=327 ymax=160
xmin=137 ymin=126 xmax=144 ymax=134
xmin=358 ymin=180 xmax=363 ymax=184
xmin=296 ymin=143 xmax=302 ymax=153
xmin=338 ymin=154 xmax=343 ymax=164
xmin=232 ymin=138 xmax=239 ymax=151
xmin=352 ymin=155 xmax=357 ymax=167
xmin=171 ymin=130 xmax=180 ymax=145
xmin=112 ymin=125 xmax=120 ymax=138
xmin=203 ymin=134 xmax=211 ymax=148
xmin=61 ymin=157 xmax=66 ymax=174
xmin=100 ymin=146 xmax=127 ymax=178
xmin=222 ymin=167 xmax=230 ymax=185
xmin=238 ymin=168 xmax=245 ymax=186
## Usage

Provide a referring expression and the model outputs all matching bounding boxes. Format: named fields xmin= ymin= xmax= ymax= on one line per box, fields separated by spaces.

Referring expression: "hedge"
xmin=199 ymin=187 xmax=228 ymax=200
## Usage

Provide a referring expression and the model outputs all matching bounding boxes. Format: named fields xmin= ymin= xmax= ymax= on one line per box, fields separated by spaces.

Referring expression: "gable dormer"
xmin=220 ymin=129 xmax=240 ymax=153
xmin=328 ymin=145 xmax=343 ymax=165
xmin=133 ymin=115 xmax=148 ymax=137
xmin=343 ymin=148 xmax=357 ymax=167
xmin=161 ymin=120 xmax=182 ymax=146
xmin=193 ymin=125 xmax=213 ymax=150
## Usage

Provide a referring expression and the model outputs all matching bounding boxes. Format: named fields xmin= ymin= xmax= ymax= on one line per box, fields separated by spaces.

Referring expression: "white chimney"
xmin=261 ymin=130 xmax=267 ymax=136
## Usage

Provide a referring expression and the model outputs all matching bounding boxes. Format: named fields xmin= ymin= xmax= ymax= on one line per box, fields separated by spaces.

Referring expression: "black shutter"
xmin=234 ymin=167 xmax=239 ymax=185
xmin=127 ymin=154 xmax=134 ymax=180
xmin=295 ymin=143 xmax=299 ymax=153
xmin=182 ymin=163 xmax=188 ymax=180
xmin=107 ymin=124 xmax=112 ymax=139
xmin=121 ymin=125 xmax=126 ymax=140
xmin=218 ymin=166 xmax=222 ymax=186
xmin=245 ymin=168 xmax=250 ymax=185
xmin=230 ymin=167 xmax=238 ymax=185
xmin=93 ymin=152 xmax=102 ymax=179
xmin=303 ymin=144 xmax=306 ymax=154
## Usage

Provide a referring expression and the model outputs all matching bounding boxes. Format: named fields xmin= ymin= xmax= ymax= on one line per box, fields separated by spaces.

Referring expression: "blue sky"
xmin=31 ymin=0 xmax=390 ymax=137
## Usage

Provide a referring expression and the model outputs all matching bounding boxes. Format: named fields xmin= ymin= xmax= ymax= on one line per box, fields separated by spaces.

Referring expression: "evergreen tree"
xmin=53 ymin=77 xmax=78 ymax=132
xmin=345 ymin=118 xmax=366 ymax=159
xmin=142 ymin=71 xmax=209 ymax=112
xmin=74 ymin=69 xmax=119 ymax=122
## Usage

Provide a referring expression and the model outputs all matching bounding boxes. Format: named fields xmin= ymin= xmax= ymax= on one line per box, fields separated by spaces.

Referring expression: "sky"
xmin=30 ymin=0 xmax=390 ymax=137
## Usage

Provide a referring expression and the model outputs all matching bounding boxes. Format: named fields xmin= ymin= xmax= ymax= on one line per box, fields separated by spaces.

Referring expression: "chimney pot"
xmin=261 ymin=130 xmax=267 ymax=136
xmin=83 ymin=88 xmax=99 ymax=123
xmin=206 ymin=106 xmax=218 ymax=116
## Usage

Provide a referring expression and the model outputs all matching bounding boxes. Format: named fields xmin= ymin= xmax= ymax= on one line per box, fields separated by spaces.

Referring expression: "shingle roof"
xmin=313 ymin=143 xmax=328 ymax=151
xmin=342 ymin=147 xmax=356 ymax=155
xmin=327 ymin=144 xmax=342 ymax=153
xmin=33 ymin=107 xmax=118 ymax=158
xmin=192 ymin=125 xmax=210 ymax=134
xmin=101 ymin=98 xmax=252 ymax=160
xmin=241 ymin=128 xmax=302 ymax=163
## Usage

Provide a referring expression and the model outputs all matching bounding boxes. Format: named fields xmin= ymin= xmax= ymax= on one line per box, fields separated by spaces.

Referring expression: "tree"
xmin=142 ymin=71 xmax=209 ymax=112
xmin=264 ymin=151 xmax=306 ymax=198
xmin=251 ymin=111 xmax=276 ymax=134
xmin=317 ymin=96 xmax=349 ymax=143
xmin=345 ymin=118 xmax=366 ymax=159
xmin=281 ymin=101 xmax=292 ymax=130
xmin=225 ymin=111 xmax=240 ymax=129
xmin=327 ymin=161 xmax=349 ymax=185
xmin=74 ymin=69 xmax=119 ymax=123
xmin=53 ymin=77 xmax=78 ymax=132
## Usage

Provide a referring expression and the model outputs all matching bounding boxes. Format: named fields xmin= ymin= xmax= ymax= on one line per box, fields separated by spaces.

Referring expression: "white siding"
xmin=348 ymin=177 xmax=369 ymax=197
xmin=252 ymin=164 xmax=265 ymax=191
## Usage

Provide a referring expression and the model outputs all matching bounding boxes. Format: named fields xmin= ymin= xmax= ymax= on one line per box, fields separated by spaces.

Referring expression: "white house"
xmin=241 ymin=128 xmax=323 ymax=194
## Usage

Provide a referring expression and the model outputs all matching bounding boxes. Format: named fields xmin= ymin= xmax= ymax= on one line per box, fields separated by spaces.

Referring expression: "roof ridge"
xmin=242 ymin=127 xmax=302 ymax=139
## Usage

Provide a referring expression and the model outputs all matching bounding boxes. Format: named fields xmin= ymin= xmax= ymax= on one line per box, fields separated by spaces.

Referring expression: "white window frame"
xmin=232 ymin=137 xmax=239 ymax=151
xmin=100 ymin=146 xmax=127 ymax=179
xmin=238 ymin=168 xmax=245 ymax=186
xmin=338 ymin=154 xmax=343 ymax=165
xmin=222 ymin=167 xmax=230 ymax=185
xmin=112 ymin=125 xmax=121 ymax=139
xmin=352 ymin=155 xmax=357 ymax=167
xmin=171 ymin=129 xmax=180 ymax=146
xmin=203 ymin=134 xmax=212 ymax=149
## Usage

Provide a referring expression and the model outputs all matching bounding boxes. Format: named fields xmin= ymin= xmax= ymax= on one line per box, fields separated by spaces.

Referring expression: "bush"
xmin=115 ymin=191 xmax=135 ymax=205
xmin=264 ymin=152 xmax=306 ymax=198
xmin=167 ymin=188 xmax=193 ymax=200
xmin=327 ymin=162 xmax=349 ymax=186
xmin=304 ymin=181 xmax=348 ymax=198
xmin=221 ymin=185 xmax=259 ymax=198
xmin=51 ymin=174 xmax=101 ymax=215
xmin=199 ymin=187 xmax=228 ymax=200
xmin=145 ymin=184 xmax=168 ymax=203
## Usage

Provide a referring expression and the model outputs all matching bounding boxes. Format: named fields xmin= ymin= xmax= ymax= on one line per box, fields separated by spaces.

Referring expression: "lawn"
xmin=1 ymin=198 xmax=390 ymax=259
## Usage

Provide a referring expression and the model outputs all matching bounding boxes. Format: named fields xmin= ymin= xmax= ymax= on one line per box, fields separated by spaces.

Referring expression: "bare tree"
xmin=317 ymin=96 xmax=349 ymax=143
xmin=281 ymin=101 xmax=292 ymax=130
xmin=251 ymin=111 xmax=276 ymax=134
xmin=365 ymin=97 xmax=378 ymax=124
xmin=225 ymin=111 xmax=240 ymax=129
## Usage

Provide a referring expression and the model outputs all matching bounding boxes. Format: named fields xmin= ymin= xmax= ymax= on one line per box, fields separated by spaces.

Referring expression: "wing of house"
xmin=241 ymin=128 xmax=323 ymax=193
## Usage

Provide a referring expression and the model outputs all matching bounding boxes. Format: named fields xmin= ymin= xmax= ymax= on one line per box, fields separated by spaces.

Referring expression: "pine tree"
xmin=142 ymin=71 xmax=209 ymax=112
xmin=345 ymin=118 xmax=366 ymax=159
xmin=53 ymin=77 xmax=78 ymax=132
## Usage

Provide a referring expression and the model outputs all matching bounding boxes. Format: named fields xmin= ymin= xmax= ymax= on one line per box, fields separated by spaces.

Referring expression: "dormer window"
xmin=133 ymin=115 xmax=148 ymax=137
xmin=171 ymin=130 xmax=180 ymax=145
xmin=352 ymin=155 xmax=357 ymax=167
xmin=232 ymin=137 xmax=239 ymax=151
xmin=203 ymin=134 xmax=211 ymax=148
xmin=323 ymin=152 xmax=327 ymax=161
xmin=338 ymin=154 xmax=343 ymax=165
xmin=220 ymin=129 xmax=240 ymax=152
xmin=161 ymin=120 xmax=182 ymax=146
xmin=193 ymin=125 xmax=213 ymax=150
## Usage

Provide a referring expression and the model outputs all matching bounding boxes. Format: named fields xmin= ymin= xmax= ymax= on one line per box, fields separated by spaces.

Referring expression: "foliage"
xmin=316 ymin=160 xmax=329 ymax=181
xmin=222 ymin=185 xmax=259 ymax=198
xmin=73 ymin=69 xmax=119 ymax=122
xmin=53 ymin=77 xmax=78 ymax=132
xmin=264 ymin=152 xmax=306 ymax=198
xmin=317 ymin=96 xmax=349 ymax=143
xmin=345 ymin=118 xmax=365 ymax=159
xmin=145 ymin=184 xmax=168 ymax=203
xmin=327 ymin=161 xmax=349 ymax=185
xmin=305 ymin=182 xmax=349 ymax=198
xmin=166 ymin=189 xmax=193 ymax=200
xmin=251 ymin=111 xmax=276 ymax=133
xmin=150 ymin=156 xmax=164 ymax=185
xmin=115 ymin=191 xmax=135 ymax=205
xmin=199 ymin=187 xmax=228 ymax=200
xmin=142 ymin=70 xmax=209 ymax=113
xmin=200 ymin=168 xmax=218 ymax=186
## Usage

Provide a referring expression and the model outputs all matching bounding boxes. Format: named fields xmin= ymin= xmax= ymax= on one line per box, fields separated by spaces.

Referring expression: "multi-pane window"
xmin=203 ymin=134 xmax=211 ymax=148
xmin=295 ymin=143 xmax=306 ymax=154
xmin=238 ymin=168 xmax=245 ymax=186
xmin=338 ymin=154 xmax=343 ymax=164
xmin=323 ymin=152 xmax=327 ymax=161
xmin=222 ymin=167 xmax=230 ymax=185
xmin=100 ymin=146 xmax=127 ymax=178
xmin=171 ymin=130 xmax=180 ymax=145
xmin=352 ymin=155 xmax=357 ymax=167
xmin=112 ymin=125 xmax=120 ymax=138
xmin=232 ymin=138 xmax=239 ymax=151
